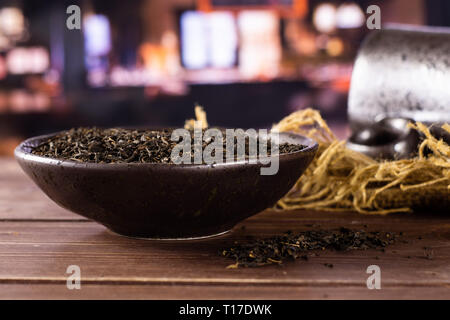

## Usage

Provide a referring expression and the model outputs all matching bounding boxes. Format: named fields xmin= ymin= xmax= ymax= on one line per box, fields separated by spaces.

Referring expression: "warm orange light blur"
xmin=327 ymin=37 xmax=344 ymax=56
xmin=197 ymin=0 xmax=307 ymax=18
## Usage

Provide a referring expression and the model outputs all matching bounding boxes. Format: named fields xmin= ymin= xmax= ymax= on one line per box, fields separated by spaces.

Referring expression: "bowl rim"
xmin=15 ymin=130 xmax=318 ymax=169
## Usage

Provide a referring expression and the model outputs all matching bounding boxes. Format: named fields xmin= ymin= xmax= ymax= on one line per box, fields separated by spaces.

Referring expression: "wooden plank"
xmin=1 ymin=157 xmax=450 ymax=299
xmin=1 ymin=284 xmax=449 ymax=300
xmin=0 ymin=213 xmax=449 ymax=299
xmin=0 ymin=158 xmax=82 ymax=220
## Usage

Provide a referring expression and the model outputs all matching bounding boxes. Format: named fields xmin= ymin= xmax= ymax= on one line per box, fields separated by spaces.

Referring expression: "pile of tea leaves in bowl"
xmin=31 ymin=127 xmax=305 ymax=164
xmin=222 ymin=228 xmax=398 ymax=268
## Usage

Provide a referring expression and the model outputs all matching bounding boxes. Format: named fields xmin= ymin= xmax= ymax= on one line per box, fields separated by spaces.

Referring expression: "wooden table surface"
xmin=0 ymin=157 xmax=449 ymax=299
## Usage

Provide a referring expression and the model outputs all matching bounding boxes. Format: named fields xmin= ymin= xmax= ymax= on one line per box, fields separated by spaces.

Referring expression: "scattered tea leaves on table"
xmin=221 ymin=228 xmax=398 ymax=268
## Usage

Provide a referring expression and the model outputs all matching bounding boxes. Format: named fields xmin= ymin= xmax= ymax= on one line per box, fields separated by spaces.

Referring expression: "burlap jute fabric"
xmin=186 ymin=106 xmax=449 ymax=214
xmin=273 ymin=109 xmax=449 ymax=214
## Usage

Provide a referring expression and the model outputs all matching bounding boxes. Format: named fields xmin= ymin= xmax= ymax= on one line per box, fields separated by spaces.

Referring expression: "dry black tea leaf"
xmin=31 ymin=127 xmax=305 ymax=164
xmin=222 ymin=228 xmax=397 ymax=268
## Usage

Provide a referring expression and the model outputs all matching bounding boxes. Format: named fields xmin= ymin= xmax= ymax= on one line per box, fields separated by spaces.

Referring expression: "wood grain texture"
xmin=0 ymin=157 xmax=449 ymax=299
xmin=2 ymin=284 xmax=450 ymax=300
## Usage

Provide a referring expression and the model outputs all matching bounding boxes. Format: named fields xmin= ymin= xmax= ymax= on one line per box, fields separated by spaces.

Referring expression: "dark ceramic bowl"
xmin=15 ymin=131 xmax=317 ymax=239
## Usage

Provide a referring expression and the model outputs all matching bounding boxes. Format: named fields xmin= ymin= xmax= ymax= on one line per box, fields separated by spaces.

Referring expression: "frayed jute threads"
xmin=272 ymin=109 xmax=449 ymax=214
xmin=184 ymin=105 xmax=208 ymax=130
xmin=186 ymin=107 xmax=449 ymax=214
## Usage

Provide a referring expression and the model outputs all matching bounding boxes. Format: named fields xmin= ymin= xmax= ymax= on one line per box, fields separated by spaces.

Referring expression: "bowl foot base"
xmin=106 ymin=228 xmax=232 ymax=241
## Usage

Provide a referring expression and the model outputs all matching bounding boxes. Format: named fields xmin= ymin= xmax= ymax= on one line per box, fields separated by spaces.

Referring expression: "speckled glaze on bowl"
xmin=15 ymin=131 xmax=318 ymax=239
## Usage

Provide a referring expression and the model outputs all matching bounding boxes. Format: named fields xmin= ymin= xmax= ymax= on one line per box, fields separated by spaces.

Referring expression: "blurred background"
xmin=0 ymin=0 xmax=449 ymax=156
